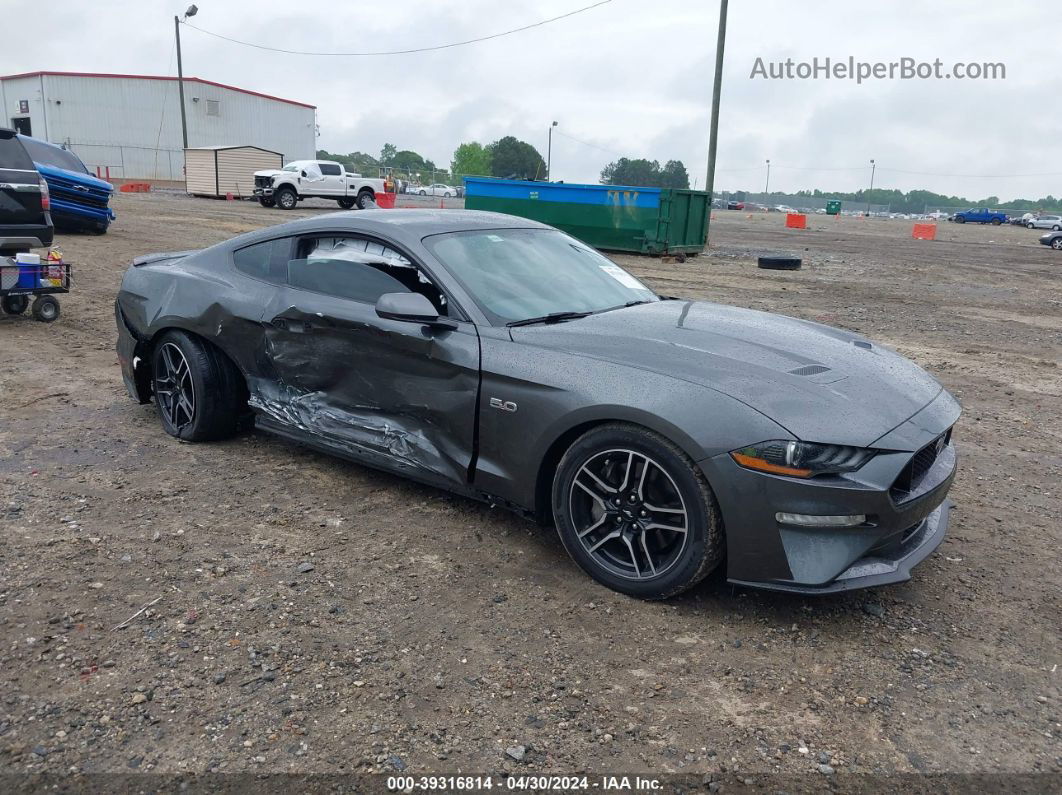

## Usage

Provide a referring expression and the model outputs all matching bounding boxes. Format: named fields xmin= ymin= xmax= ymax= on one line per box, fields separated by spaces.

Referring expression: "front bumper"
xmin=253 ymin=187 xmax=275 ymax=198
xmin=700 ymin=411 xmax=959 ymax=594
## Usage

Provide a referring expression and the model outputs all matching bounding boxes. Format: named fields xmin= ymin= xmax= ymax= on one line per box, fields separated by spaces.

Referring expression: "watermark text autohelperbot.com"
xmin=750 ymin=56 xmax=1005 ymax=84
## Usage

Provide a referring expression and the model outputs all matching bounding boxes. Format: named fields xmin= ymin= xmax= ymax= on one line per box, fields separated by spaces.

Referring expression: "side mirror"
xmin=301 ymin=170 xmax=307 ymax=177
xmin=375 ymin=292 xmax=455 ymax=329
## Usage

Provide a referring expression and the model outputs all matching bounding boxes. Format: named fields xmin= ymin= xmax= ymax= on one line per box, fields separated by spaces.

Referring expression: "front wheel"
xmin=275 ymin=187 xmax=297 ymax=210
xmin=151 ymin=330 xmax=245 ymax=441
xmin=1051 ymin=237 xmax=1062 ymax=250
xmin=258 ymin=196 xmax=276 ymax=208
xmin=1027 ymin=222 xmax=1035 ymax=229
xmin=954 ymin=216 xmax=966 ymax=224
xmin=1054 ymin=225 xmax=1061 ymax=231
xmin=31 ymin=295 xmax=60 ymax=322
xmin=552 ymin=423 xmax=724 ymax=599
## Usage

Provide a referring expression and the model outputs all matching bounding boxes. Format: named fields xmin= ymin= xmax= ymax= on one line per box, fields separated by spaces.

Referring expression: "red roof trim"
xmin=0 ymin=71 xmax=316 ymax=109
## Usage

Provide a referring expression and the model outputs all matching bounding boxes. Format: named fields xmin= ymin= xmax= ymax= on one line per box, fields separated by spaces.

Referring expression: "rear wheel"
xmin=275 ymin=186 xmax=297 ymax=210
xmin=1 ymin=294 xmax=28 ymax=315
xmin=356 ymin=190 xmax=376 ymax=209
xmin=1027 ymin=221 xmax=1035 ymax=229
xmin=991 ymin=219 xmax=1001 ymax=225
xmin=552 ymin=424 xmax=724 ymax=599
xmin=31 ymin=295 xmax=60 ymax=322
xmin=1054 ymin=225 xmax=1061 ymax=231
xmin=151 ymin=330 xmax=245 ymax=441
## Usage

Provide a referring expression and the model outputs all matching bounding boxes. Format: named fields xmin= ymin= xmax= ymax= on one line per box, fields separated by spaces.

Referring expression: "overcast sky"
xmin=5 ymin=1 xmax=1059 ymax=201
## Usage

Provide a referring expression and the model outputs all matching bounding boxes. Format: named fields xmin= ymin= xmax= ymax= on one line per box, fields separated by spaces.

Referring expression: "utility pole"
xmin=704 ymin=0 xmax=729 ymax=219
xmin=764 ymin=158 xmax=770 ymax=198
xmin=867 ymin=158 xmax=876 ymax=216
xmin=547 ymin=121 xmax=558 ymax=181
xmin=175 ymin=5 xmax=198 ymax=151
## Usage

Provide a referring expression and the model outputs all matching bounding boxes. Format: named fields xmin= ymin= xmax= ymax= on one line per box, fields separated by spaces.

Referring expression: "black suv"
xmin=0 ymin=128 xmax=53 ymax=252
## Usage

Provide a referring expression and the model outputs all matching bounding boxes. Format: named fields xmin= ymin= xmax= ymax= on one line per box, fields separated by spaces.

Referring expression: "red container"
xmin=374 ymin=192 xmax=396 ymax=209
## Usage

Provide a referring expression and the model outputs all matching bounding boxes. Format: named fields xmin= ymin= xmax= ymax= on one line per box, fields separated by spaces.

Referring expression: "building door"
xmin=10 ymin=118 xmax=31 ymax=136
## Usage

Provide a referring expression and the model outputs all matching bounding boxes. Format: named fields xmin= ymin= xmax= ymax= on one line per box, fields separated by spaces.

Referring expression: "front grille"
xmin=255 ymin=175 xmax=272 ymax=189
xmin=891 ymin=427 xmax=952 ymax=500
xmin=47 ymin=176 xmax=111 ymax=209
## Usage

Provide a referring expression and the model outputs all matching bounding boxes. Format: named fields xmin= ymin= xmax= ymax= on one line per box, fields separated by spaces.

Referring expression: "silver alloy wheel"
xmin=1053 ymin=238 xmax=1062 ymax=250
xmin=155 ymin=342 xmax=196 ymax=431
xmin=278 ymin=190 xmax=296 ymax=209
xmin=569 ymin=448 xmax=689 ymax=581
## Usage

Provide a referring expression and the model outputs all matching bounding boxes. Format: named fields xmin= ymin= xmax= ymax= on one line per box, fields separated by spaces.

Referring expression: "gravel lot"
xmin=1 ymin=193 xmax=1059 ymax=784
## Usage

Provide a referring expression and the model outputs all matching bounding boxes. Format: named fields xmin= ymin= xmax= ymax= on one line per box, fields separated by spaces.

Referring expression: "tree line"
xmin=728 ymin=186 xmax=1062 ymax=214
xmin=317 ymin=140 xmax=693 ymax=190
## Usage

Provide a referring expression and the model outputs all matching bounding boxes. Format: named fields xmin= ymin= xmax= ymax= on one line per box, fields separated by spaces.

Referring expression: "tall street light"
xmin=175 ymin=4 xmax=198 ymax=150
xmin=867 ymin=158 xmax=876 ymax=216
xmin=764 ymin=158 xmax=770 ymax=197
xmin=704 ymin=0 xmax=729 ymax=226
xmin=547 ymin=121 xmax=558 ymax=181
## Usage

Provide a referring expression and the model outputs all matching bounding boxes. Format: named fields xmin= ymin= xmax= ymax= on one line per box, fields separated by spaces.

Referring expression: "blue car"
xmin=17 ymin=135 xmax=115 ymax=234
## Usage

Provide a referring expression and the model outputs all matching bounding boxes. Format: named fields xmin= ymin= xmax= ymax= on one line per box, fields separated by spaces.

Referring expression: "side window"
xmin=233 ymin=238 xmax=291 ymax=284
xmin=319 ymin=163 xmax=342 ymax=176
xmin=287 ymin=236 xmax=449 ymax=314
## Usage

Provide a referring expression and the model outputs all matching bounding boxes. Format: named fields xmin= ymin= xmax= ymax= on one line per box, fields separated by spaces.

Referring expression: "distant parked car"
xmin=726 ymin=200 xmax=744 ymax=210
xmin=418 ymin=183 xmax=456 ymax=198
xmin=951 ymin=208 xmax=1007 ymax=225
xmin=1008 ymin=213 xmax=1033 ymax=226
xmin=1039 ymin=231 xmax=1062 ymax=250
xmin=1026 ymin=214 xmax=1062 ymax=230
xmin=18 ymin=134 xmax=114 ymax=234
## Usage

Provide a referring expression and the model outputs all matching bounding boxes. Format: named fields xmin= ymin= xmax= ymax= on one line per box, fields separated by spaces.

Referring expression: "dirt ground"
xmin=1 ymin=193 xmax=1059 ymax=785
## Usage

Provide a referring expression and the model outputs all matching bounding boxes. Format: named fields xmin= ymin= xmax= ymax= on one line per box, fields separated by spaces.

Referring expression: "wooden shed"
xmin=184 ymin=145 xmax=283 ymax=198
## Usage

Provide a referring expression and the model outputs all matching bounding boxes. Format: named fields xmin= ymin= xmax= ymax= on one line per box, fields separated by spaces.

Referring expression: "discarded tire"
xmin=758 ymin=256 xmax=802 ymax=271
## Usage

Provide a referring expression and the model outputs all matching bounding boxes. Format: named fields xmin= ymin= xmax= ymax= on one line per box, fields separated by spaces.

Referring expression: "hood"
xmin=511 ymin=300 xmax=945 ymax=448
xmin=254 ymin=169 xmax=286 ymax=178
xmin=35 ymin=162 xmax=114 ymax=192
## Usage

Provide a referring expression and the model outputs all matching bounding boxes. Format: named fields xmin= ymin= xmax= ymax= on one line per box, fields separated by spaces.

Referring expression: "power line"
xmin=182 ymin=1 xmax=614 ymax=57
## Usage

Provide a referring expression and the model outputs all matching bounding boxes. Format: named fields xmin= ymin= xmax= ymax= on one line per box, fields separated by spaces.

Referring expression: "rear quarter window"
xmin=0 ymin=137 xmax=34 ymax=170
xmin=233 ymin=238 xmax=292 ymax=284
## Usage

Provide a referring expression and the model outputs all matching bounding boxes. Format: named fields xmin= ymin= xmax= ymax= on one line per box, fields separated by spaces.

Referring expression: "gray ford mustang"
xmin=115 ymin=210 xmax=959 ymax=598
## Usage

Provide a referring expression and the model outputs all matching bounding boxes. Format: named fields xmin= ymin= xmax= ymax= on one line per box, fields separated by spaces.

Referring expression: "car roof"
xmin=233 ymin=209 xmax=550 ymax=248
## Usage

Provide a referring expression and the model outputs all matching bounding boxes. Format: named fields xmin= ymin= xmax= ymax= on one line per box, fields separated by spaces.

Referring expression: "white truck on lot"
xmin=253 ymin=160 xmax=386 ymax=210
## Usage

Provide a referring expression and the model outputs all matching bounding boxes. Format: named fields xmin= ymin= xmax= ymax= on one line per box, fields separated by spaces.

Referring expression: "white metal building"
xmin=0 ymin=71 xmax=316 ymax=181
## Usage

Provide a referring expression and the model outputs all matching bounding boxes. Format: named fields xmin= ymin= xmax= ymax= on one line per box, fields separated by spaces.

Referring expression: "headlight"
xmin=730 ymin=440 xmax=875 ymax=478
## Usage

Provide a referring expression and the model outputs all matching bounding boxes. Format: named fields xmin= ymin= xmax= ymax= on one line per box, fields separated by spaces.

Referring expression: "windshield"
xmin=424 ymin=228 xmax=657 ymax=325
xmin=18 ymin=136 xmax=89 ymax=174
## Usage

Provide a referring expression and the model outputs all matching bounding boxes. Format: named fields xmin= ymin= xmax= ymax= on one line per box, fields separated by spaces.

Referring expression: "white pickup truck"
xmin=253 ymin=160 xmax=387 ymax=210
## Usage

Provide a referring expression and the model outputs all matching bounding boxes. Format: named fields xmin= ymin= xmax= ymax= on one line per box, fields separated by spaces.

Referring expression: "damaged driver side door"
xmin=255 ymin=234 xmax=481 ymax=489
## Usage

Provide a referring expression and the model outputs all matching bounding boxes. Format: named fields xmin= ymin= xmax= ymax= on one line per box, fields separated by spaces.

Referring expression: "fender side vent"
xmin=789 ymin=364 xmax=831 ymax=377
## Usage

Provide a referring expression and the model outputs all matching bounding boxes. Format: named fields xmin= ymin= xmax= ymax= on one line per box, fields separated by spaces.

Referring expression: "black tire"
xmin=93 ymin=223 xmax=108 ymax=235
xmin=1054 ymin=225 xmax=1061 ymax=231
xmin=1027 ymin=221 xmax=1035 ymax=229
xmin=418 ymin=190 xmax=426 ymax=196
xmin=1051 ymin=237 xmax=1062 ymax=250
xmin=758 ymin=255 xmax=802 ymax=270
xmin=552 ymin=423 xmax=724 ymax=599
xmin=991 ymin=219 xmax=1001 ymax=226
xmin=31 ymin=295 xmax=60 ymax=322
xmin=2 ymin=294 xmax=28 ymax=315
xmin=356 ymin=190 xmax=375 ymax=209
xmin=275 ymin=186 xmax=297 ymax=210
xmin=337 ymin=197 xmax=356 ymax=210
xmin=954 ymin=216 xmax=966 ymax=224
xmin=258 ymin=197 xmax=276 ymax=208
xmin=151 ymin=330 xmax=246 ymax=441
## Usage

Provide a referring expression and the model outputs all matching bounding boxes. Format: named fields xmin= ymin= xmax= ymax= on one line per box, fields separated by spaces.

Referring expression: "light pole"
xmin=867 ymin=158 xmax=876 ymax=215
xmin=764 ymin=158 xmax=770 ymax=198
xmin=704 ymin=0 xmax=729 ymax=220
xmin=546 ymin=121 xmax=558 ymax=181
xmin=175 ymin=4 xmax=198 ymax=151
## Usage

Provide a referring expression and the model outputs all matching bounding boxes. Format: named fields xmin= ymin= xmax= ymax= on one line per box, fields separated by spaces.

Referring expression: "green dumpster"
xmin=826 ymin=199 xmax=842 ymax=215
xmin=463 ymin=177 xmax=709 ymax=255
